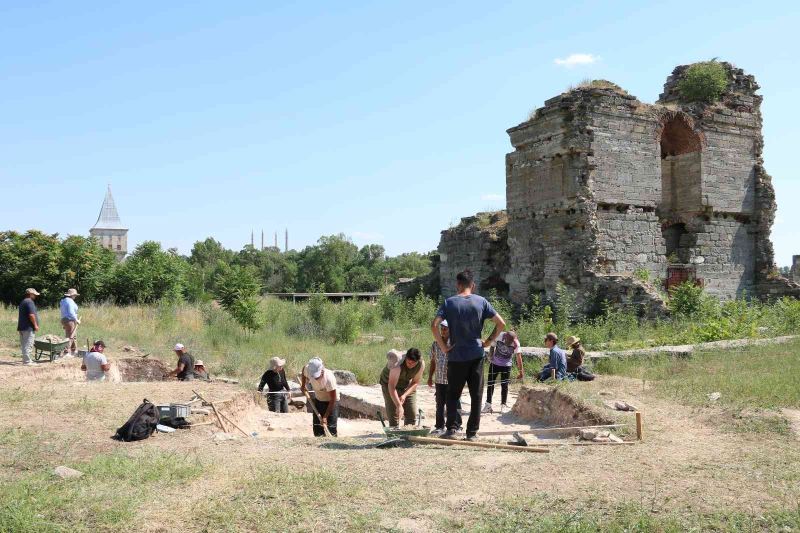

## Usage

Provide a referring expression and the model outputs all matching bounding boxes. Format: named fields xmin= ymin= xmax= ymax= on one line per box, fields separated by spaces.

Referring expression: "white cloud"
xmin=554 ymin=53 xmax=599 ymax=68
xmin=481 ymin=193 xmax=504 ymax=202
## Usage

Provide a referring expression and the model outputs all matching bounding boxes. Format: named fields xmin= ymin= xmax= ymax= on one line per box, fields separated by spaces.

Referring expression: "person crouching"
xmin=380 ymin=348 xmax=425 ymax=428
xmin=82 ymin=340 xmax=111 ymax=381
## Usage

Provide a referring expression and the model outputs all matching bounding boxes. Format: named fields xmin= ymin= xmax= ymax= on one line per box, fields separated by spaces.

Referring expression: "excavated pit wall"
xmin=511 ymin=386 xmax=612 ymax=428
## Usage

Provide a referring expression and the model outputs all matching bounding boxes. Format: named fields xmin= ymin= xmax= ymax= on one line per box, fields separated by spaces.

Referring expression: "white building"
xmin=89 ymin=185 xmax=128 ymax=260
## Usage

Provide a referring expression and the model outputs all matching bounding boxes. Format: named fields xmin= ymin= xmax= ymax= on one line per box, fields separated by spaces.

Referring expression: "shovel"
xmin=296 ymin=374 xmax=332 ymax=437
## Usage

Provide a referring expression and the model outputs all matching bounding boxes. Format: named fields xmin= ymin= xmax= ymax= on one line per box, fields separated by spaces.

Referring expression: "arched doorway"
xmin=659 ymin=115 xmax=703 ymax=214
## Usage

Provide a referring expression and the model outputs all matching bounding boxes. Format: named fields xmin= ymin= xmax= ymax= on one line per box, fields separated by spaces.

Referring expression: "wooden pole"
xmin=635 ymin=412 xmax=643 ymax=441
xmin=296 ymin=374 xmax=332 ymax=437
xmin=192 ymin=390 xmax=228 ymax=433
xmin=477 ymin=424 xmax=628 ymax=436
xmin=406 ymin=436 xmax=549 ymax=453
xmin=550 ymin=368 xmax=556 ymax=381
xmin=217 ymin=410 xmax=251 ymax=438
xmin=501 ymin=440 xmax=636 ymax=447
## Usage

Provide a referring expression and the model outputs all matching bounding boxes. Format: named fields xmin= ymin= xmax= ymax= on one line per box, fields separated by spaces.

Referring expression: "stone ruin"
xmin=792 ymin=256 xmax=800 ymax=284
xmin=438 ymin=62 xmax=800 ymax=316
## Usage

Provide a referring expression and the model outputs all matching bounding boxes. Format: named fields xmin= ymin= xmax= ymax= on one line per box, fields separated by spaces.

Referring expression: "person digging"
xmin=380 ymin=348 xmax=425 ymax=428
xmin=301 ymin=357 xmax=338 ymax=437
xmin=167 ymin=343 xmax=196 ymax=381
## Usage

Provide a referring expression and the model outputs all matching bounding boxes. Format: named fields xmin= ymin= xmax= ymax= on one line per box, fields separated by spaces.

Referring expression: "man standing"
xmin=167 ymin=343 xmax=195 ymax=381
xmin=17 ymin=288 xmax=40 ymax=366
xmin=539 ymin=332 xmax=567 ymax=381
xmin=301 ymin=357 xmax=338 ymax=437
xmin=59 ymin=288 xmax=80 ymax=357
xmin=81 ymin=340 xmax=111 ymax=381
xmin=432 ymin=270 xmax=506 ymax=441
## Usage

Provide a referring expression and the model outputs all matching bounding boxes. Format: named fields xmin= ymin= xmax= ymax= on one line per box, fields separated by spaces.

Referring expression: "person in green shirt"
xmin=380 ymin=348 xmax=425 ymax=428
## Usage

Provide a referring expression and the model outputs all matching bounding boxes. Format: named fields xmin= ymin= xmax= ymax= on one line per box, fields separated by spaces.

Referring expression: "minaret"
xmin=251 ymin=230 xmax=254 ymax=247
xmin=285 ymin=229 xmax=288 ymax=253
xmin=274 ymin=232 xmax=278 ymax=248
xmin=89 ymin=185 xmax=128 ymax=261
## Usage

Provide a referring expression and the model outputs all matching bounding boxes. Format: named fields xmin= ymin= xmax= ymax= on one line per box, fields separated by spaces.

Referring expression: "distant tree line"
xmin=0 ymin=230 xmax=434 ymax=306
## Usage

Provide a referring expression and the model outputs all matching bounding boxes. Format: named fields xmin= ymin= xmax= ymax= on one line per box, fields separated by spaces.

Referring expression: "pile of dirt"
xmin=512 ymin=386 xmax=613 ymax=427
xmin=112 ymin=358 xmax=171 ymax=382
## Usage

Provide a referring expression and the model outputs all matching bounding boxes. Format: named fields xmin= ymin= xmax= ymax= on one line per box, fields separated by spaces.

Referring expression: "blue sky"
xmin=1 ymin=1 xmax=798 ymax=265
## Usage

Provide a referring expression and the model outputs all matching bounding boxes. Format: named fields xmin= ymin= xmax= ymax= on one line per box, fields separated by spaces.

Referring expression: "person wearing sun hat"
xmin=193 ymin=359 xmax=210 ymax=381
xmin=59 ymin=288 xmax=81 ymax=357
xmin=258 ymin=356 xmax=290 ymax=412
xmin=301 ymin=357 xmax=338 ymax=436
xmin=565 ymin=335 xmax=595 ymax=381
xmin=17 ymin=288 xmax=41 ymax=365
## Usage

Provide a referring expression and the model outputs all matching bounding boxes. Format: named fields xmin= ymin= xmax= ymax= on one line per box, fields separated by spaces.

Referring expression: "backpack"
xmin=114 ymin=399 xmax=160 ymax=442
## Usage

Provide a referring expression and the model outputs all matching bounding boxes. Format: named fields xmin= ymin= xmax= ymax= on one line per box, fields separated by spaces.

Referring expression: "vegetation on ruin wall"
xmin=678 ymin=61 xmax=729 ymax=103
xmin=2 ymin=284 xmax=798 ymax=385
xmin=0 ymin=230 xmax=434 ymax=307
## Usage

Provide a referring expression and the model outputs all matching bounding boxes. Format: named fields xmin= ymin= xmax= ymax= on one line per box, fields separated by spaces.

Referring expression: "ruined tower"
xmin=438 ymin=62 xmax=799 ymax=316
xmin=89 ymin=185 xmax=128 ymax=261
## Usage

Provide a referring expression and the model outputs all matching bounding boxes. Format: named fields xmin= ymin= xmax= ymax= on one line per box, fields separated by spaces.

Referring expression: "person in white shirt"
xmin=300 ymin=357 xmax=338 ymax=437
xmin=82 ymin=340 xmax=111 ymax=381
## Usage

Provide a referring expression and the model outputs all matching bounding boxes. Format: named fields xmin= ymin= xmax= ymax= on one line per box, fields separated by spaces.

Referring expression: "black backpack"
xmin=114 ymin=399 xmax=160 ymax=442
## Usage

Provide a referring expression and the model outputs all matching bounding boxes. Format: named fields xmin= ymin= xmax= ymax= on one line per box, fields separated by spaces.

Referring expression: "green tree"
xmin=678 ymin=61 xmax=729 ymax=103
xmin=214 ymin=265 xmax=264 ymax=333
xmin=0 ymin=230 xmax=63 ymax=305
xmin=59 ymin=235 xmax=117 ymax=302
xmin=297 ymin=234 xmax=359 ymax=291
xmin=110 ymin=241 xmax=189 ymax=304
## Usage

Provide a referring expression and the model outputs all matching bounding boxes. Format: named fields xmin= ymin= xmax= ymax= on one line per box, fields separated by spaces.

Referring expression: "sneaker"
xmin=481 ymin=402 xmax=493 ymax=414
xmin=465 ymin=434 xmax=478 ymax=442
xmin=458 ymin=409 xmax=469 ymax=416
xmin=440 ymin=429 xmax=459 ymax=440
xmin=500 ymin=403 xmax=509 ymax=413
xmin=429 ymin=428 xmax=444 ymax=437
xmin=24 ymin=361 xmax=37 ymax=366
xmin=62 ymin=353 xmax=74 ymax=359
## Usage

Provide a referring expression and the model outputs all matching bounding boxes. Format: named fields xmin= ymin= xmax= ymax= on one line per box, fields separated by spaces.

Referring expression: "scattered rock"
xmin=53 ymin=466 xmax=83 ymax=479
xmin=607 ymin=433 xmax=623 ymax=443
xmin=333 ymin=369 xmax=358 ymax=385
xmin=599 ymin=391 xmax=613 ymax=397
xmin=707 ymin=392 xmax=721 ymax=402
xmin=579 ymin=429 xmax=598 ymax=440
xmin=605 ymin=400 xmax=637 ymax=412
xmin=122 ymin=345 xmax=136 ymax=352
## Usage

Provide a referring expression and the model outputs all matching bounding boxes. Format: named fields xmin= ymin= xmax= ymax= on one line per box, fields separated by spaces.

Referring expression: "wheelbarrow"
xmin=33 ymin=339 xmax=70 ymax=362
xmin=376 ymin=409 xmax=430 ymax=448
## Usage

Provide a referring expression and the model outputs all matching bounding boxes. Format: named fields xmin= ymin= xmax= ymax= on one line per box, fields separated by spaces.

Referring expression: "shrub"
xmin=331 ymin=300 xmax=362 ymax=344
xmin=406 ymin=290 xmax=437 ymax=327
xmin=307 ymin=291 xmax=330 ymax=329
xmin=633 ymin=268 xmax=650 ymax=283
xmin=669 ymin=282 xmax=705 ymax=318
xmin=377 ymin=291 xmax=404 ymax=322
xmin=678 ymin=61 xmax=728 ymax=103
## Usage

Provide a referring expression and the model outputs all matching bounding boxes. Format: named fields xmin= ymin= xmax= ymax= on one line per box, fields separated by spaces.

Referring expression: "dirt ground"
xmin=1 ymin=343 xmax=798 ymax=531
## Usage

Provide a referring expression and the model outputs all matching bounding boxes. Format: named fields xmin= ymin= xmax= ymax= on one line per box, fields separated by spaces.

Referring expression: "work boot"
xmin=440 ymin=429 xmax=459 ymax=440
xmin=481 ymin=402 xmax=493 ymax=414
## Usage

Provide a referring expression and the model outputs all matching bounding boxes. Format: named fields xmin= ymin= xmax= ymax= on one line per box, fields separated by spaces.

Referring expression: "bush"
xmin=378 ymin=291 xmax=404 ymax=322
xmin=669 ymin=282 xmax=705 ymax=318
xmin=678 ymin=61 xmax=728 ymax=103
xmin=406 ymin=290 xmax=437 ymax=327
xmin=307 ymin=291 xmax=330 ymax=329
xmin=331 ymin=300 xmax=362 ymax=344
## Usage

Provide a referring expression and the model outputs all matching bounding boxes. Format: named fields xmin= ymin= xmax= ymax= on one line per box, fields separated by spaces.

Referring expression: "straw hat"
xmin=25 ymin=288 xmax=40 ymax=296
xmin=194 ymin=360 xmax=205 ymax=367
xmin=64 ymin=288 xmax=79 ymax=297
xmin=386 ymin=349 xmax=405 ymax=369
xmin=564 ymin=336 xmax=580 ymax=348
xmin=269 ymin=356 xmax=286 ymax=370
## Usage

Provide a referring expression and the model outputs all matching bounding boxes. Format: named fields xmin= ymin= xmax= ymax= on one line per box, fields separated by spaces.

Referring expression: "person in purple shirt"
xmin=431 ymin=270 xmax=506 ymax=441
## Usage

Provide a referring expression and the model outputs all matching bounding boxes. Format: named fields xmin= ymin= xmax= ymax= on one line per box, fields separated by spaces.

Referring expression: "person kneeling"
xmin=380 ymin=348 xmax=425 ymax=428
xmin=565 ymin=336 xmax=595 ymax=381
xmin=82 ymin=340 xmax=111 ymax=381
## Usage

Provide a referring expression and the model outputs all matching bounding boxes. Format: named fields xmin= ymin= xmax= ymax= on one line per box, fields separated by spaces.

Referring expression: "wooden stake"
xmin=189 ymin=421 xmax=216 ymax=427
xmin=406 ymin=436 xmax=549 ymax=453
xmin=635 ymin=412 xmax=643 ymax=441
xmin=192 ymin=390 xmax=228 ymax=433
xmin=296 ymin=374 xmax=332 ymax=437
xmin=217 ymin=410 xmax=251 ymax=438
xmin=503 ymin=440 xmax=636 ymax=447
xmin=477 ymin=424 xmax=628 ymax=436
xmin=550 ymin=368 xmax=556 ymax=381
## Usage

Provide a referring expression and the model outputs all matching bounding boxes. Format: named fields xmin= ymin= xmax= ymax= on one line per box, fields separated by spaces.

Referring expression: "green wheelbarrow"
xmin=376 ymin=409 xmax=431 ymax=448
xmin=33 ymin=339 xmax=69 ymax=362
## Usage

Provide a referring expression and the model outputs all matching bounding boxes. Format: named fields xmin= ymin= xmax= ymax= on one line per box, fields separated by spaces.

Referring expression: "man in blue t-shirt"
xmin=432 ymin=270 xmax=506 ymax=441
xmin=539 ymin=332 xmax=568 ymax=381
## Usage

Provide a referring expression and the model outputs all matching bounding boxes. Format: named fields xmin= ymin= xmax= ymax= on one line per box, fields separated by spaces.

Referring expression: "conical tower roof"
xmin=92 ymin=185 xmax=126 ymax=230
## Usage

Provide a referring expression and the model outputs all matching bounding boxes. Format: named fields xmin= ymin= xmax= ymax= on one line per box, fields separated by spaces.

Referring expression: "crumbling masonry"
xmin=438 ymin=62 xmax=800 ymax=316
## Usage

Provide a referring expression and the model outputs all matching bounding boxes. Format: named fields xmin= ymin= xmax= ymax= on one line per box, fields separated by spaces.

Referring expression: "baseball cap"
xmin=25 ymin=288 xmax=40 ymax=296
xmin=307 ymin=357 xmax=323 ymax=379
xmin=440 ymin=320 xmax=448 ymax=328
xmin=174 ymin=343 xmax=185 ymax=351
